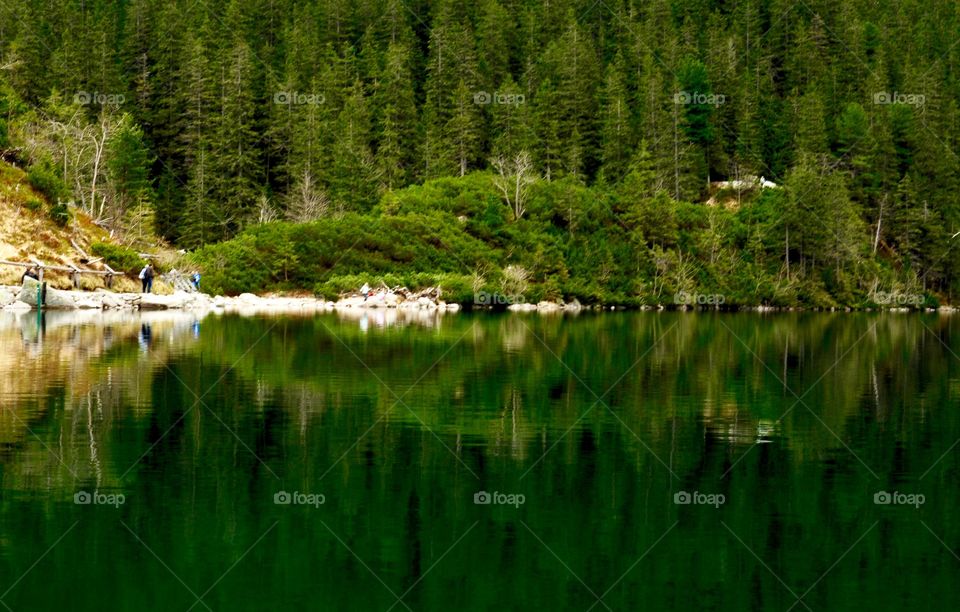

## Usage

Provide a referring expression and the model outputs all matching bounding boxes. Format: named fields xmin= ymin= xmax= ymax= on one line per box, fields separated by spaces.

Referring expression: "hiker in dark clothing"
xmin=21 ymin=266 xmax=40 ymax=284
xmin=140 ymin=264 xmax=154 ymax=293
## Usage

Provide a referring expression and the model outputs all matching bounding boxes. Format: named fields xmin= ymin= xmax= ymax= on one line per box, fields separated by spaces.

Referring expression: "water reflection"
xmin=335 ymin=306 xmax=452 ymax=331
xmin=0 ymin=311 xmax=959 ymax=610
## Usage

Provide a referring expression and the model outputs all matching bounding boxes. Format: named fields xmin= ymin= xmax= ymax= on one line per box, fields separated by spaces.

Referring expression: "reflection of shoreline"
xmin=0 ymin=306 xmax=461 ymax=344
xmin=0 ymin=309 xmax=210 ymax=481
xmin=0 ymin=308 xmax=211 ymax=333
xmin=334 ymin=306 xmax=449 ymax=330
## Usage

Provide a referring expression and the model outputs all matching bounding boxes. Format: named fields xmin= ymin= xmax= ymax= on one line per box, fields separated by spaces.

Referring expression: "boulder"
xmin=0 ymin=286 xmax=19 ymax=307
xmin=335 ymin=296 xmax=367 ymax=309
xmin=366 ymin=292 xmax=387 ymax=308
xmin=3 ymin=300 xmax=31 ymax=311
xmin=99 ymin=293 xmax=124 ymax=309
xmin=18 ymin=277 xmax=78 ymax=309
xmin=139 ymin=293 xmax=197 ymax=310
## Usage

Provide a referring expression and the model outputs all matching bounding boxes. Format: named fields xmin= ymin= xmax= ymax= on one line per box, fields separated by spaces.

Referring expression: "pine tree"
xmin=330 ymin=79 xmax=377 ymax=210
xmin=489 ymin=75 xmax=533 ymax=158
xmin=446 ymin=79 xmax=482 ymax=177
xmin=209 ymin=40 xmax=263 ymax=238
xmin=599 ymin=53 xmax=632 ymax=183
xmin=374 ymin=42 xmax=419 ymax=190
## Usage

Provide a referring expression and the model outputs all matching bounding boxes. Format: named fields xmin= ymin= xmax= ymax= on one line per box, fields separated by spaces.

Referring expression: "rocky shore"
xmin=5 ymin=278 xmax=946 ymax=314
xmin=0 ymin=278 xmax=468 ymax=313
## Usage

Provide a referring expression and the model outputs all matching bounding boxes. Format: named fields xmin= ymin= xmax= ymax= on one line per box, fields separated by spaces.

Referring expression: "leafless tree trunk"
xmin=286 ymin=169 xmax=329 ymax=222
xmin=873 ymin=195 xmax=885 ymax=254
xmin=492 ymin=151 xmax=537 ymax=221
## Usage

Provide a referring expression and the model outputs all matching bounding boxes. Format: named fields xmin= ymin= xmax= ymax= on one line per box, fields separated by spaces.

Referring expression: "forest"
xmin=1 ymin=0 xmax=959 ymax=305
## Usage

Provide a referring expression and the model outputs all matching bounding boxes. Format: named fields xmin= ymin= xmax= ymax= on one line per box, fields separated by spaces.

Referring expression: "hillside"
xmin=0 ymin=160 xmax=160 ymax=292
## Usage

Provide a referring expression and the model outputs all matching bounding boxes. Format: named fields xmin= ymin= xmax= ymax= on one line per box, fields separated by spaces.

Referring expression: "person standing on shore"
xmin=139 ymin=264 xmax=154 ymax=293
xmin=21 ymin=266 xmax=40 ymax=284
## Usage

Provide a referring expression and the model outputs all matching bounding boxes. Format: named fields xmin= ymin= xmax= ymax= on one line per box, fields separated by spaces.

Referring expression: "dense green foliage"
xmin=2 ymin=0 xmax=960 ymax=303
xmin=191 ymin=171 xmax=936 ymax=307
xmin=25 ymin=163 xmax=70 ymax=226
xmin=90 ymin=242 xmax=145 ymax=274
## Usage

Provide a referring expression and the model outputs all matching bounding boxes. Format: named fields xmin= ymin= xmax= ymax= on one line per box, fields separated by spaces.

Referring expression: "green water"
xmin=1 ymin=310 xmax=958 ymax=611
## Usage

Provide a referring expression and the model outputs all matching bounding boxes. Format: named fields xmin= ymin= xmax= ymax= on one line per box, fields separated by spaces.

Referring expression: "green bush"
xmin=24 ymin=198 xmax=42 ymax=212
xmin=48 ymin=202 xmax=69 ymax=227
xmin=190 ymin=234 xmax=272 ymax=296
xmin=313 ymin=274 xmax=369 ymax=300
xmin=27 ymin=164 xmax=68 ymax=204
xmin=90 ymin=242 xmax=143 ymax=274
xmin=26 ymin=163 xmax=70 ymax=226
xmin=183 ymin=172 xmax=960 ymax=307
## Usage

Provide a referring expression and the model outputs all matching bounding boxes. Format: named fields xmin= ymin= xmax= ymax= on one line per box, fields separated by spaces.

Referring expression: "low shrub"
xmin=90 ymin=242 xmax=144 ymax=274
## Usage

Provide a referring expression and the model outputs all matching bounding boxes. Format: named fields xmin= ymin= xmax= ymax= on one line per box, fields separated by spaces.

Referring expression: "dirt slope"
xmin=0 ymin=160 xmax=145 ymax=291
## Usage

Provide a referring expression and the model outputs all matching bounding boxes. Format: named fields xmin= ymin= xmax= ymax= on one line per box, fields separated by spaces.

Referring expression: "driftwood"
xmin=343 ymin=283 xmax=443 ymax=303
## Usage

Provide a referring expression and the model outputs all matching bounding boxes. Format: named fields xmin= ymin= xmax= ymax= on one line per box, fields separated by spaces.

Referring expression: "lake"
xmin=0 ymin=309 xmax=958 ymax=610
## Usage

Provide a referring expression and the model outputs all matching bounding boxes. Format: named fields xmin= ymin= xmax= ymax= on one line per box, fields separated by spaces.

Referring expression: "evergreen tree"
xmin=374 ymin=42 xmax=419 ymax=190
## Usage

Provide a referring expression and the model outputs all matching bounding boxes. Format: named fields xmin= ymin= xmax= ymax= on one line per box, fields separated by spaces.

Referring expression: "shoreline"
xmin=0 ymin=278 xmax=957 ymax=314
xmin=1 ymin=281 xmax=955 ymax=314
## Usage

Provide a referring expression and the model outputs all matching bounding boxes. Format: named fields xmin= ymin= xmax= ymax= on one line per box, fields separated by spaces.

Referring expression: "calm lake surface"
xmin=1 ymin=309 xmax=958 ymax=610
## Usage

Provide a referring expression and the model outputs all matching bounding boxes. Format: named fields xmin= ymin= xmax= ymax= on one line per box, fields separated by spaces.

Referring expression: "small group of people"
xmin=139 ymin=264 xmax=155 ymax=293
xmin=139 ymin=264 xmax=199 ymax=294
xmin=21 ymin=266 xmax=40 ymax=283
xmin=18 ymin=260 xmax=198 ymax=295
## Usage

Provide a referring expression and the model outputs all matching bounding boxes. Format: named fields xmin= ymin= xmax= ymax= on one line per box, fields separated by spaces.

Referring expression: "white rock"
xmin=507 ymin=303 xmax=537 ymax=312
xmin=335 ymin=296 xmax=366 ymax=309
xmin=75 ymin=298 xmax=103 ymax=309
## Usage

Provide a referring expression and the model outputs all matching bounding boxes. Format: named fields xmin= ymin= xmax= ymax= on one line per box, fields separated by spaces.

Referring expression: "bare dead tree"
xmin=286 ymin=168 xmax=329 ymax=222
xmin=491 ymin=151 xmax=537 ymax=221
